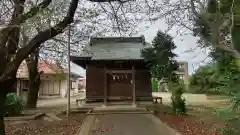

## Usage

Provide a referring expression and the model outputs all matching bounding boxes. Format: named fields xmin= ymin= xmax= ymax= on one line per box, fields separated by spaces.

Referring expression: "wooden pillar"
xmin=132 ymin=65 xmax=136 ymax=107
xmin=103 ymin=65 xmax=107 ymax=106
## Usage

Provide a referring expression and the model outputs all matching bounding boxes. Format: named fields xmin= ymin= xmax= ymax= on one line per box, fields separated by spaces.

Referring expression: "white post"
xmin=67 ymin=24 xmax=71 ymax=116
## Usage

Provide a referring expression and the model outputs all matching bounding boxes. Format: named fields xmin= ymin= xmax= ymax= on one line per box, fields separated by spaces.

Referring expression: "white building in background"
xmin=16 ymin=60 xmax=84 ymax=101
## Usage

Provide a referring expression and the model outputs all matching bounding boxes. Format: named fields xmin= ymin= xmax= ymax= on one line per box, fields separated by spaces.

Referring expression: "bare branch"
xmin=16 ymin=0 xmax=79 ymax=62
xmin=21 ymin=0 xmax=52 ymax=24
xmin=0 ymin=0 xmax=52 ymax=48
xmin=0 ymin=0 xmax=79 ymax=82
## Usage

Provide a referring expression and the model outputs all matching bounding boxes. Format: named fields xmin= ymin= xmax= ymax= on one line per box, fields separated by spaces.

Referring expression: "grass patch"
xmin=187 ymin=104 xmax=223 ymax=125
xmin=147 ymin=94 xmax=240 ymax=135
xmin=147 ymin=103 xmax=225 ymax=125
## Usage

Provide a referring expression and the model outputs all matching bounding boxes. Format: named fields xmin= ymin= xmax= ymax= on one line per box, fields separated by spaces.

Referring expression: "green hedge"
xmin=5 ymin=93 xmax=24 ymax=117
xmin=152 ymin=78 xmax=158 ymax=92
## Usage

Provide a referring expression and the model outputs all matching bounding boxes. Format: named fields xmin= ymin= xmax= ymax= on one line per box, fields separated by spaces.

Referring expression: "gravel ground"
xmin=5 ymin=113 xmax=86 ymax=135
xmin=156 ymin=113 xmax=221 ymax=135
xmin=147 ymin=103 xmax=224 ymax=135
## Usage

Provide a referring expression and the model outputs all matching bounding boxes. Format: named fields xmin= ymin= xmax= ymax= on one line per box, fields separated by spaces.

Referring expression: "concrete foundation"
xmin=93 ymin=105 xmax=148 ymax=113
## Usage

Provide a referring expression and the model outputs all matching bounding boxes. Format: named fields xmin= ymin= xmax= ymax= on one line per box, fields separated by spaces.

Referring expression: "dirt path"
xmin=22 ymin=93 xmax=86 ymax=114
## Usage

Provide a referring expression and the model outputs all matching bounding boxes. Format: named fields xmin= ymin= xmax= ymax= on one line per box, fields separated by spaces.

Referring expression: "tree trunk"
xmin=26 ymin=76 xmax=40 ymax=108
xmin=0 ymin=89 xmax=7 ymax=135
xmin=0 ymin=75 xmax=17 ymax=135
xmin=26 ymin=47 xmax=41 ymax=109
xmin=0 ymin=91 xmax=6 ymax=135
xmin=0 ymin=0 xmax=79 ymax=132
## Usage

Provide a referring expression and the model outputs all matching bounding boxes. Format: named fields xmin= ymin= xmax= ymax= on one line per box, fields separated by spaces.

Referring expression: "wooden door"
xmin=107 ymin=73 xmax=132 ymax=100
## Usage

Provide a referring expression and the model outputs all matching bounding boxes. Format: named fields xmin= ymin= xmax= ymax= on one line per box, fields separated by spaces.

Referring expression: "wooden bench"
xmin=153 ymin=97 xmax=163 ymax=104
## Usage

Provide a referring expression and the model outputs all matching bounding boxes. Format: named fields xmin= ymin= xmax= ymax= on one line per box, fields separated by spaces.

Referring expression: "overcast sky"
xmin=138 ymin=19 xmax=211 ymax=74
xmin=71 ymin=19 xmax=211 ymax=77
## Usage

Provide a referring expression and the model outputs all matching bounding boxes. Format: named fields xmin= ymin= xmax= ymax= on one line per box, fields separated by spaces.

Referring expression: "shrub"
xmin=219 ymin=127 xmax=240 ymax=135
xmin=169 ymin=82 xmax=186 ymax=115
xmin=215 ymin=108 xmax=240 ymax=135
xmin=206 ymin=88 xmax=222 ymax=95
xmin=152 ymin=78 xmax=158 ymax=92
xmin=5 ymin=93 xmax=24 ymax=117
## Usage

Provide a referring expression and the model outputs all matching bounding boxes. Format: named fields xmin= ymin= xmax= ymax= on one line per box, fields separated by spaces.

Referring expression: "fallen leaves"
xmin=89 ymin=128 xmax=115 ymax=133
xmin=5 ymin=113 xmax=85 ymax=135
xmin=157 ymin=114 xmax=222 ymax=135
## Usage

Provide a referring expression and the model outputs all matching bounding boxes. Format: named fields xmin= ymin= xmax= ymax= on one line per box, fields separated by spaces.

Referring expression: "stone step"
xmin=92 ymin=106 xmax=148 ymax=113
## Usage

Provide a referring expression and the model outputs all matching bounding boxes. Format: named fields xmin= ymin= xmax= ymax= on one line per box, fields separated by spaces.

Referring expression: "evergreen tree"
xmin=141 ymin=30 xmax=186 ymax=115
xmin=141 ymin=30 xmax=179 ymax=83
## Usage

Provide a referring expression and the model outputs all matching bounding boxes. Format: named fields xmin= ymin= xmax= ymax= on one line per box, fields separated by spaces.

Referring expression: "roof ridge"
xmin=89 ymin=36 xmax=145 ymax=46
xmin=90 ymin=36 xmax=143 ymax=38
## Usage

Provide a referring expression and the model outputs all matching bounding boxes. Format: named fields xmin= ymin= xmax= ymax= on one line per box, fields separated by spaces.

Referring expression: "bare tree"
xmin=0 ymin=0 xmax=79 ymax=134
xmin=0 ymin=0 xmax=173 ymax=133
